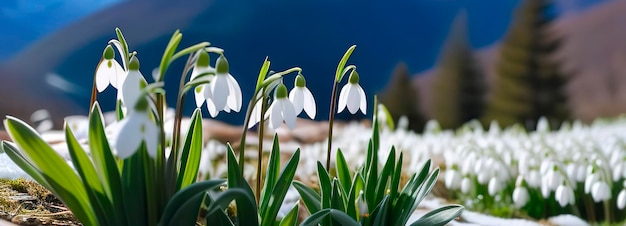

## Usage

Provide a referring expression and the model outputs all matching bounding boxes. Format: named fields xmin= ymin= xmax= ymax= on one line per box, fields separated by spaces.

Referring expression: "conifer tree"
xmin=482 ymin=0 xmax=569 ymax=130
xmin=378 ymin=63 xmax=425 ymax=132
xmin=431 ymin=11 xmax=487 ymax=130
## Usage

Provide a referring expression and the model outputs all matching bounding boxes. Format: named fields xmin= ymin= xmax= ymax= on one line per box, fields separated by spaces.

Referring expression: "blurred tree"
xmin=482 ymin=0 xmax=570 ymax=130
xmin=378 ymin=63 xmax=426 ymax=132
xmin=431 ymin=11 xmax=487 ymax=130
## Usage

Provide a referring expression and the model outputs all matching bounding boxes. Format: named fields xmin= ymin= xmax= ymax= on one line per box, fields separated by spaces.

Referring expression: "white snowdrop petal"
xmin=206 ymin=98 xmax=218 ymax=118
xmin=111 ymin=60 xmax=125 ymax=88
xmin=226 ymin=74 xmax=242 ymax=112
xmin=115 ymin=116 xmax=143 ymax=159
xmin=346 ymin=85 xmax=361 ymax=114
xmin=95 ymin=64 xmax=111 ymax=92
xmin=512 ymin=187 xmax=529 ymax=208
xmin=121 ymin=71 xmax=143 ymax=110
xmin=617 ymin=190 xmax=626 ymax=210
xmin=337 ymin=84 xmax=349 ymax=113
xmin=302 ymin=88 xmax=316 ymax=119
xmin=143 ymin=118 xmax=159 ymax=158
xmin=248 ymin=100 xmax=262 ymax=129
xmin=289 ymin=88 xmax=304 ymax=114
xmin=357 ymin=85 xmax=366 ymax=114
xmin=282 ymin=100 xmax=297 ymax=130
xmin=269 ymin=102 xmax=282 ymax=130
xmin=194 ymin=86 xmax=206 ymax=108
xmin=211 ymin=74 xmax=229 ymax=111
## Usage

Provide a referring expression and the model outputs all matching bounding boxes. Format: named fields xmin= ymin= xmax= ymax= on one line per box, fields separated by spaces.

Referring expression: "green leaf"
xmin=346 ymin=172 xmax=364 ymax=220
xmin=300 ymin=209 xmax=360 ymax=226
xmin=1 ymin=141 xmax=51 ymax=190
xmin=389 ymin=152 xmax=403 ymax=201
xmin=88 ymin=102 xmax=126 ymax=221
xmin=255 ymin=57 xmax=271 ymax=93
xmin=114 ymin=28 xmax=130 ymax=68
xmin=279 ymin=203 xmax=299 ymax=226
xmin=260 ymin=135 xmax=281 ymax=207
xmin=335 ymin=45 xmax=357 ymax=82
xmin=226 ymin=144 xmax=257 ymax=225
xmin=121 ymin=149 xmax=147 ymax=226
xmin=170 ymin=42 xmax=210 ymax=63
xmin=260 ymin=149 xmax=300 ymax=226
xmin=414 ymin=168 xmax=440 ymax=208
xmin=330 ymin=178 xmax=347 ymax=212
xmin=292 ymin=181 xmax=321 ymax=215
xmin=202 ymin=194 xmax=235 ymax=226
xmin=371 ymin=195 xmax=391 ymax=226
xmin=335 ymin=149 xmax=352 ymax=198
xmin=375 ymin=147 xmax=396 ymax=205
xmin=4 ymin=116 xmax=96 ymax=226
xmin=157 ymin=30 xmax=183 ymax=82
xmin=208 ymin=188 xmax=259 ymax=226
xmin=177 ymin=108 xmax=203 ymax=189
xmin=409 ymin=204 xmax=464 ymax=226
xmin=317 ymin=162 xmax=332 ymax=210
xmin=161 ymin=179 xmax=226 ymax=225
xmin=65 ymin=124 xmax=115 ymax=225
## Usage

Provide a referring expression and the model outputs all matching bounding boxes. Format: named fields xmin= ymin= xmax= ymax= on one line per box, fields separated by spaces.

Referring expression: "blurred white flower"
xmin=267 ymin=84 xmax=297 ymax=130
xmin=584 ymin=173 xmax=598 ymax=194
xmin=445 ymin=167 xmax=462 ymax=190
xmin=617 ymin=190 xmax=626 ymax=210
xmin=461 ymin=177 xmax=472 ymax=194
xmin=206 ymin=55 xmax=242 ymax=117
xmin=289 ymin=74 xmax=316 ymax=119
xmin=337 ymin=70 xmax=366 ymax=114
xmin=488 ymin=177 xmax=502 ymax=196
xmin=114 ymin=98 xmax=158 ymax=159
xmin=95 ymin=45 xmax=125 ymax=93
xmin=120 ymin=56 xmax=147 ymax=112
xmin=555 ymin=184 xmax=575 ymax=207
xmin=513 ymin=186 xmax=529 ymax=208
xmin=591 ymin=181 xmax=611 ymax=202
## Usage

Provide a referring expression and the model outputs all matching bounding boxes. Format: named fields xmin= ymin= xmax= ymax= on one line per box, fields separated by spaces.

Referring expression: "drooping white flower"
xmin=617 ymin=190 xmax=626 ymax=210
xmin=206 ymin=55 xmax=242 ymax=117
xmin=512 ymin=186 xmax=529 ymax=208
xmin=190 ymin=50 xmax=216 ymax=108
xmin=584 ymin=173 xmax=598 ymax=194
xmin=266 ymin=84 xmax=297 ymax=130
xmin=121 ymin=56 xmax=147 ymax=111
xmin=95 ymin=45 xmax=126 ymax=92
xmin=114 ymin=97 xmax=158 ymax=159
xmin=544 ymin=166 xmax=563 ymax=190
xmin=555 ymin=184 xmax=575 ymax=207
xmin=591 ymin=181 xmax=611 ymax=202
xmin=289 ymin=74 xmax=316 ymax=119
xmin=461 ymin=177 xmax=472 ymax=194
xmin=488 ymin=177 xmax=502 ymax=196
xmin=337 ymin=70 xmax=366 ymax=114
xmin=445 ymin=166 xmax=462 ymax=190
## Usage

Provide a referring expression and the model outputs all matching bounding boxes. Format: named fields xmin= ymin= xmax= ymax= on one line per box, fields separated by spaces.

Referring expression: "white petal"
xmin=618 ymin=190 xmax=626 ymax=209
xmin=281 ymin=99 xmax=297 ymax=130
xmin=95 ymin=62 xmax=111 ymax=92
xmin=226 ymin=74 xmax=242 ymax=112
xmin=211 ymin=74 xmax=229 ymax=112
xmin=206 ymin=98 xmax=218 ymax=118
xmin=268 ymin=102 xmax=283 ymax=130
xmin=194 ymin=86 xmax=206 ymax=108
xmin=115 ymin=115 xmax=143 ymax=158
xmin=302 ymin=88 xmax=316 ymax=119
xmin=356 ymin=85 xmax=367 ymax=114
xmin=142 ymin=116 xmax=159 ymax=158
xmin=337 ymin=84 xmax=350 ymax=113
xmin=248 ymin=100 xmax=262 ymax=129
xmin=121 ymin=71 xmax=142 ymax=110
xmin=289 ymin=88 xmax=304 ymax=115
xmin=346 ymin=85 xmax=361 ymax=114
xmin=111 ymin=60 xmax=125 ymax=88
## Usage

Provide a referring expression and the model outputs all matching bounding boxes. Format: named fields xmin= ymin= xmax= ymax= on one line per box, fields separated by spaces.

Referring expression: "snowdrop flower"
xmin=95 ymin=45 xmax=125 ymax=92
xmin=461 ymin=177 xmax=472 ymax=194
xmin=488 ymin=177 xmax=502 ymax=196
xmin=267 ymin=84 xmax=297 ymax=130
xmin=337 ymin=70 xmax=366 ymax=114
xmin=555 ymin=184 xmax=575 ymax=207
xmin=114 ymin=97 xmax=158 ymax=159
xmin=190 ymin=50 xmax=215 ymax=108
xmin=544 ymin=166 xmax=563 ymax=190
xmin=584 ymin=173 xmax=598 ymax=194
xmin=289 ymin=74 xmax=316 ymax=119
xmin=357 ymin=190 xmax=369 ymax=218
xmin=206 ymin=55 xmax=242 ymax=117
xmin=591 ymin=181 xmax=611 ymax=202
xmin=445 ymin=165 xmax=462 ymax=190
xmin=618 ymin=189 xmax=626 ymax=209
xmin=121 ymin=56 xmax=147 ymax=111
xmin=513 ymin=186 xmax=529 ymax=208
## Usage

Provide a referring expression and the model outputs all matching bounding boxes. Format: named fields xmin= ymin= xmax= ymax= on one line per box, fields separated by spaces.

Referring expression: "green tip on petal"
xmin=275 ymin=83 xmax=288 ymax=99
xmin=103 ymin=45 xmax=115 ymax=60
xmin=295 ymin=74 xmax=306 ymax=87
xmin=133 ymin=95 xmax=149 ymax=112
xmin=216 ymin=55 xmax=229 ymax=74
xmin=129 ymin=56 xmax=140 ymax=71
xmin=196 ymin=50 xmax=210 ymax=67
xmin=348 ymin=70 xmax=360 ymax=84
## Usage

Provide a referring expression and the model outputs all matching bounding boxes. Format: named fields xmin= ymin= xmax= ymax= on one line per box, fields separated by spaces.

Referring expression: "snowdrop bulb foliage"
xmin=337 ymin=70 xmax=366 ymax=114
xmin=289 ymin=74 xmax=316 ymax=119
xmin=95 ymin=45 xmax=125 ymax=92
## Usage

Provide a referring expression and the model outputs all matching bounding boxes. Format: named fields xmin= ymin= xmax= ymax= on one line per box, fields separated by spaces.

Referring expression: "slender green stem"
xmin=326 ymin=81 xmax=339 ymax=170
xmin=256 ymin=96 xmax=268 ymax=204
xmin=89 ymin=58 xmax=103 ymax=111
xmin=239 ymin=98 xmax=258 ymax=177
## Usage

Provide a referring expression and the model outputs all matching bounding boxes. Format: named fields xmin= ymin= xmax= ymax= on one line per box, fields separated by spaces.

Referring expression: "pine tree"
xmin=378 ymin=63 xmax=425 ymax=132
xmin=482 ymin=0 xmax=569 ymax=130
xmin=431 ymin=11 xmax=487 ymax=130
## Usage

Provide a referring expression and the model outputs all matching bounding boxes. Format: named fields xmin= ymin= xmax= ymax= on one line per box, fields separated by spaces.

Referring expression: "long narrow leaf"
xmin=334 ymin=45 xmax=357 ymax=81
xmin=260 ymin=149 xmax=300 ymax=226
xmin=161 ymin=179 xmax=226 ymax=224
xmin=4 ymin=117 xmax=96 ymax=225
xmin=122 ymin=149 xmax=147 ymax=226
xmin=409 ymin=205 xmax=464 ymax=226
xmin=226 ymin=144 xmax=257 ymax=226
xmin=375 ymin=147 xmax=396 ymax=205
xmin=208 ymin=188 xmax=259 ymax=226
xmin=177 ymin=108 xmax=203 ymax=189
xmin=292 ymin=181 xmax=321 ymax=215
xmin=1 ymin=142 xmax=51 ymax=189
xmin=260 ymin=135 xmax=281 ymax=210
xmin=346 ymin=172 xmax=364 ymax=220
xmin=279 ymin=203 xmax=299 ymax=226
xmin=300 ymin=209 xmax=360 ymax=226
xmin=335 ymin=149 xmax=352 ymax=198
xmin=330 ymin=179 xmax=347 ymax=212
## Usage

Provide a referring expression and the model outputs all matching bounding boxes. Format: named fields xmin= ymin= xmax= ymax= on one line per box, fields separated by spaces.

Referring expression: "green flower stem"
xmin=256 ymin=96 xmax=269 ymax=204
xmin=167 ymin=54 xmax=196 ymax=197
xmin=89 ymin=58 xmax=102 ymax=111
xmin=326 ymin=80 xmax=340 ymax=170
xmin=239 ymin=96 xmax=261 ymax=177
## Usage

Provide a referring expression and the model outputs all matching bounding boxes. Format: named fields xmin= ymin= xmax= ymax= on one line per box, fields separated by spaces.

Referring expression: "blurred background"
xmin=0 ymin=0 xmax=621 ymax=130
